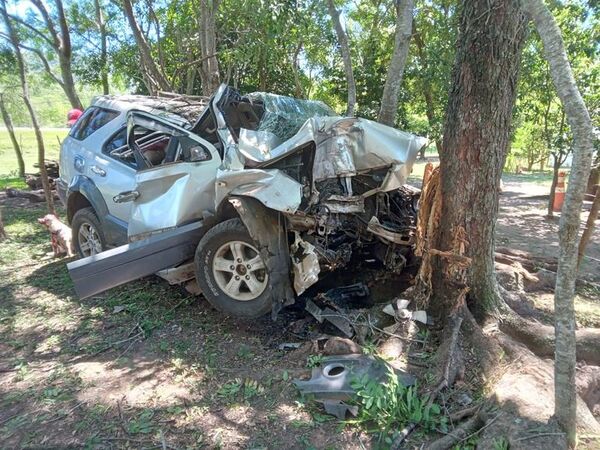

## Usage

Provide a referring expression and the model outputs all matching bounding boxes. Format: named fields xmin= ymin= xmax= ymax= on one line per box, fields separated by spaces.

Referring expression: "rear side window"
xmin=69 ymin=106 xmax=119 ymax=141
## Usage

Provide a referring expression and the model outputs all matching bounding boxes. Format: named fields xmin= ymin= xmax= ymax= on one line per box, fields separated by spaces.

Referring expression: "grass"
xmin=0 ymin=128 xmax=68 ymax=177
xmin=0 ymin=199 xmax=354 ymax=449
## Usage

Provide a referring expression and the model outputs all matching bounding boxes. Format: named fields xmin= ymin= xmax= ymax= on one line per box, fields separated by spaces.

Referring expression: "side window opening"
xmin=70 ymin=106 xmax=119 ymax=141
xmin=103 ymin=128 xmax=137 ymax=169
xmin=129 ymin=124 xmax=212 ymax=170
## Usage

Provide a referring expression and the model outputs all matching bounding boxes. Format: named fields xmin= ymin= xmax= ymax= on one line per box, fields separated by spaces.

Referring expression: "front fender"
xmin=67 ymin=175 xmax=109 ymax=222
xmin=215 ymin=168 xmax=303 ymax=214
xmin=228 ymin=196 xmax=295 ymax=318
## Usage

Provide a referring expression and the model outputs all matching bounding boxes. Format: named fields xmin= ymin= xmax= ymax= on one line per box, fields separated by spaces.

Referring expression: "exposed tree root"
xmin=430 ymin=312 xmax=464 ymax=398
xmin=493 ymin=331 xmax=600 ymax=435
xmin=497 ymin=290 xmax=600 ymax=365
xmin=427 ymin=408 xmax=494 ymax=450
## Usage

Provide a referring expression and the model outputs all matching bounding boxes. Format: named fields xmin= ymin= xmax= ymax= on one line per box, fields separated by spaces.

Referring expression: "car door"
xmin=94 ymin=127 xmax=137 ymax=223
xmin=117 ymin=111 xmax=221 ymax=239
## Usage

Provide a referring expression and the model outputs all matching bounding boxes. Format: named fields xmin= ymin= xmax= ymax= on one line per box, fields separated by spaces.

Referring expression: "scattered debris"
xmin=112 ymin=305 xmax=126 ymax=314
xmin=278 ymin=342 xmax=303 ymax=350
xmin=293 ymin=354 xmax=416 ymax=419
xmin=305 ymin=299 xmax=354 ymax=338
xmin=382 ymin=298 xmax=432 ymax=325
xmin=322 ymin=337 xmax=362 ymax=356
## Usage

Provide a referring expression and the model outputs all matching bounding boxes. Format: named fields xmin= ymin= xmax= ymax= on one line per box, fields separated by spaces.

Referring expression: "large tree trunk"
xmin=94 ymin=0 xmax=109 ymax=95
xmin=0 ymin=93 xmax=25 ymax=178
xmin=198 ymin=0 xmax=221 ymax=97
xmin=520 ymin=0 xmax=596 ymax=447
xmin=327 ymin=0 xmax=356 ymax=116
xmin=121 ymin=0 xmax=172 ymax=94
xmin=377 ymin=0 xmax=414 ymax=126
xmin=421 ymin=0 xmax=527 ymax=320
xmin=0 ymin=0 xmax=54 ymax=213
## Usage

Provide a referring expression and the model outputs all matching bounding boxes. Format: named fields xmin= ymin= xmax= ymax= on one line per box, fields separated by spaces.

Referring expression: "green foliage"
xmin=217 ymin=378 xmax=265 ymax=402
xmin=306 ymin=354 xmax=324 ymax=368
xmin=349 ymin=366 xmax=446 ymax=445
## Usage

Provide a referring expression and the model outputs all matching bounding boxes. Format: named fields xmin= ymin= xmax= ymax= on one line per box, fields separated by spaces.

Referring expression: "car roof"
xmin=92 ymin=94 xmax=209 ymax=127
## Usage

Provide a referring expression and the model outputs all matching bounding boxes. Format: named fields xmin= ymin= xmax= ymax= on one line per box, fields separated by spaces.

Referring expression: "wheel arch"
xmin=66 ymin=175 xmax=109 ymax=225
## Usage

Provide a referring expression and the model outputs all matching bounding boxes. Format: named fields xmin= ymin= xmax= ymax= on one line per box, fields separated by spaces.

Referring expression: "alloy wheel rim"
xmin=212 ymin=240 xmax=268 ymax=301
xmin=78 ymin=223 xmax=102 ymax=257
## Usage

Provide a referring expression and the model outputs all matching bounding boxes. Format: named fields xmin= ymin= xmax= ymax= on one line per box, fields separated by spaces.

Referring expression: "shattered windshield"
xmin=247 ymin=92 xmax=336 ymax=142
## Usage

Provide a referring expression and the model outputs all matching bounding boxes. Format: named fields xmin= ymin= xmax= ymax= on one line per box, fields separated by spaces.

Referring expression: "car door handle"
xmin=91 ymin=166 xmax=106 ymax=177
xmin=113 ymin=190 xmax=140 ymax=203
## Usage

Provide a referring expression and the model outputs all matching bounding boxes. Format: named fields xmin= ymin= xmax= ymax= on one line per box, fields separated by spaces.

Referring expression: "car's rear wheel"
xmin=72 ymin=207 xmax=106 ymax=258
xmin=194 ymin=218 xmax=272 ymax=318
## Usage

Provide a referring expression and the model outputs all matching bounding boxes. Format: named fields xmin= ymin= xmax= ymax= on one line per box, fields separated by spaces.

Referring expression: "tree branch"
xmin=6 ymin=13 xmax=55 ymax=48
xmin=18 ymin=43 xmax=65 ymax=87
xmin=30 ymin=0 xmax=60 ymax=49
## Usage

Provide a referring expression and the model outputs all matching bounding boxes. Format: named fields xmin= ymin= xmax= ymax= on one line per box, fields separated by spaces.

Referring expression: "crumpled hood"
xmin=236 ymin=116 xmax=428 ymax=191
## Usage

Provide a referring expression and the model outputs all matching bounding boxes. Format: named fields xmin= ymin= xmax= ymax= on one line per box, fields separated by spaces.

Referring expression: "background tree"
xmin=120 ymin=0 xmax=172 ymax=94
xmin=8 ymin=0 xmax=83 ymax=109
xmin=327 ymin=0 xmax=356 ymax=115
xmin=521 ymin=0 xmax=596 ymax=445
xmin=0 ymin=91 xmax=25 ymax=178
xmin=0 ymin=0 xmax=54 ymax=213
xmin=378 ymin=0 xmax=414 ymax=126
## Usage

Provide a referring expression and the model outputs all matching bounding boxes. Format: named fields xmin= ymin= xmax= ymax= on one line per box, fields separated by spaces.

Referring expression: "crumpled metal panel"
xmin=238 ymin=128 xmax=282 ymax=163
xmin=215 ymin=168 xmax=303 ymax=213
xmin=290 ymin=233 xmax=321 ymax=295
xmin=128 ymin=164 xmax=216 ymax=237
xmin=229 ymin=197 xmax=296 ymax=317
xmin=227 ymin=116 xmax=426 ymax=193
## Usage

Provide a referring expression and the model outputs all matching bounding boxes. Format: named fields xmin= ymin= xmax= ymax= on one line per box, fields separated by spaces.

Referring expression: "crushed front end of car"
xmin=214 ymin=90 xmax=427 ymax=314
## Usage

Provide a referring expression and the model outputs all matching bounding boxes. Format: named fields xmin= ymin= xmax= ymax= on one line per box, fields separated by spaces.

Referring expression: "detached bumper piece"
xmin=67 ymin=221 xmax=205 ymax=299
xmin=293 ymin=354 xmax=415 ymax=419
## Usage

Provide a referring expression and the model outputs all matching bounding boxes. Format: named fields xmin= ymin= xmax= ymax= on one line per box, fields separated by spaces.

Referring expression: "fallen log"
xmin=6 ymin=188 xmax=58 ymax=203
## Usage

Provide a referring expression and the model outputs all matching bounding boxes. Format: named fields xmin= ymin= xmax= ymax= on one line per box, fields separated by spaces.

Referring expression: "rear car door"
xmin=117 ymin=111 xmax=221 ymax=239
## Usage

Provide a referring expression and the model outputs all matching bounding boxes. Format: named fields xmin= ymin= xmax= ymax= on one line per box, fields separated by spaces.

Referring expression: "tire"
xmin=194 ymin=218 xmax=272 ymax=318
xmin=72 ymin=207 xmax=106 ymax=258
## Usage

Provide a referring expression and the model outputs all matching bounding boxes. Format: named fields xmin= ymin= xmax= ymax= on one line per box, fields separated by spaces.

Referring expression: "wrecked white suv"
xmin=67 ymin=85 xmax=426 ymax=319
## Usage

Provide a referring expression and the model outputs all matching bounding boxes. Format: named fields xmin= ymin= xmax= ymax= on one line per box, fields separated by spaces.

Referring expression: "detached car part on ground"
xmin=68 ymin=85 xmax=427 ymax=319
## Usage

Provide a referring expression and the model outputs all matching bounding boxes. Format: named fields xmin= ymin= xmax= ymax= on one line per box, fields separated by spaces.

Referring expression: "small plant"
xmin=306 ymin=354 xmax=324 ymax=368
xmin=492 ymin=436 xmax=509 ymax=450
xmin=217 ymin=378 xmax=265 ymax=402
xmin=128 ymin=409 xmax=155 ymax=434
xmin=349 ymin=366 xmax=446 ymax=445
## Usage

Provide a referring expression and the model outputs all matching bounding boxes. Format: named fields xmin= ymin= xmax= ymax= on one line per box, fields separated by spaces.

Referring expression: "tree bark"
xmin=577 ymin=191 xmax=599 ymax=269
xmin=0 ymin=93 xmax=25 ymax=178
xmin=422 ymin=0 xmax=527 ymax=320
xmin=520 ymin=0 xmax=596 ymax=447
xmin=377 ymin=0 xmax=414 ymax=126
xmin=94 ymin=0 xmax=109 ymax=95
xmin=327 ymin=0 xmax=356 ymax=116
xmin=0 ymin=0 xmax=54 ymax=214
xmin=121 ymin=0 xmax=172 ymax=94
xmin=198 ymin=0 xmax=221 ymax=96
